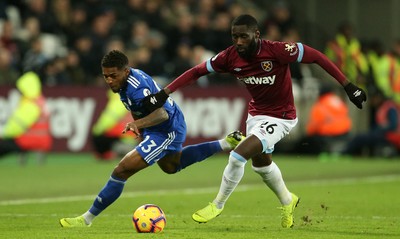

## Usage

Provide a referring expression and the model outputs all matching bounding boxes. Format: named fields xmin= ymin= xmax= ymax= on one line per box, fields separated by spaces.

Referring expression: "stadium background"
xmin=0 ymin=0 xmax=399 ymax=153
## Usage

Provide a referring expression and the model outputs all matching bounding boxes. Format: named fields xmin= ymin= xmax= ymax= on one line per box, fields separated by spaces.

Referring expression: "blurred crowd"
xmin=0 ymin=0 xmax=286 ymax=87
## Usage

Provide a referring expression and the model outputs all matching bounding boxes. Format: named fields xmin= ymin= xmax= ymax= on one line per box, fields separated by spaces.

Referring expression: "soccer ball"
xmin=132 ymin=204 xmax=166 ymax=233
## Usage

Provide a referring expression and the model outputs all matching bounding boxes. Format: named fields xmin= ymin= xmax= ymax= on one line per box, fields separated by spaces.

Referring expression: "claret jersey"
xmin=206 ymin=39 xmax=304 ymax=119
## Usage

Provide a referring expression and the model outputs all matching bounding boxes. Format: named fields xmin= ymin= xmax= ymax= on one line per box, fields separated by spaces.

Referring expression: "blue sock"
xmin=177 ymin=141 xmax=222 ymax=171
xmin=89 ymin=176 xmax=126 ymax=216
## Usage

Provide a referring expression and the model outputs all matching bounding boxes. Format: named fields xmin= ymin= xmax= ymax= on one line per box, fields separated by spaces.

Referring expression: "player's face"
xmin=231 ymin=25 xmax=260 ymax=59
xmin=102 ymin=66 xmax=129 ymax=93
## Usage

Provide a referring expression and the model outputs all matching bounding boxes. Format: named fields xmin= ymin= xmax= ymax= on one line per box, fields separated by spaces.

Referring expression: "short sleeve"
xmin=206 ymin=49 xmax=230 ymax=73
xmin=270 ymin=41 xmax=303 ymax=64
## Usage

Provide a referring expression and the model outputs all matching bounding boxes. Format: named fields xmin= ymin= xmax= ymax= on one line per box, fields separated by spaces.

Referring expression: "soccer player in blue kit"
xmin=142 ymin=14 xmax=367 ymax=228
xmin=59 ymin=50 xmax=244 ymax=227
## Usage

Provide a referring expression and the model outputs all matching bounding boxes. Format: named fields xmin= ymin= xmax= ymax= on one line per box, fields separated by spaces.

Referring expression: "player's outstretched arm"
xmin=142 ymin=62 xmax=209 ymax=112
xmin=301 ymin=44 xmax=367 ymax=109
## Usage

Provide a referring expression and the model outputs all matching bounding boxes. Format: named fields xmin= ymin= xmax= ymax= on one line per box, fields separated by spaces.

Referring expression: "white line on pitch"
xmin=0 ymin=174 xmax=399 ymax=206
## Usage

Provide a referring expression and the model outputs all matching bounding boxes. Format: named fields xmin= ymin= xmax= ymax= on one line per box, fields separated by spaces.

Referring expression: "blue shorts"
xmin=136 ymin=123 xmax=186 ymax=165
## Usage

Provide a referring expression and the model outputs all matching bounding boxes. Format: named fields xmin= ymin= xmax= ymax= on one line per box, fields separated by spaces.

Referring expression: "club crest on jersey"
xmin=261 ymin=61 xmax=273 ymax=72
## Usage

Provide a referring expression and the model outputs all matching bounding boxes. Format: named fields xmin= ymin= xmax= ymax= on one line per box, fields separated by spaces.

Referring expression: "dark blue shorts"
xmin=136 ymin=123 xmax=186 ymax=165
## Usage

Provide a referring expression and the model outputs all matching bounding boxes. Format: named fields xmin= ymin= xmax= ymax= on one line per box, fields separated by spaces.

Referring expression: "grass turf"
xmin=0 ymin=153 xmax=399 ymax=239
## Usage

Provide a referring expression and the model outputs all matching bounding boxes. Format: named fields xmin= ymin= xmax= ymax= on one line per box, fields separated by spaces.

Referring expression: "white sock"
xmin=252 ymin=162 xmax=292 ymax=205
xmin=82 ymin=211 xmax=95 ymax=224
xmin=213 ymin=153 xmax=246 ymax=209
xmin=218 ymin=139 xmax=231 ymax=151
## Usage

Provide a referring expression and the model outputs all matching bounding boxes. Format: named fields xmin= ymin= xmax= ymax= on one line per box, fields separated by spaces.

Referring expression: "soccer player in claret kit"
xmin=59 ymin=50 xmax=245 ymax=228
xmin=142 ymin=14 xmax=367 ymax=228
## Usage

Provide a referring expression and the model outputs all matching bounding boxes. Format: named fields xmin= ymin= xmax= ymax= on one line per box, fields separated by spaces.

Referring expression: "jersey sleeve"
xmin=301 ymin=44 xmax=347 ymax=85
xmin=165 ymin=48 xmax=232 ymax=93
xmin=127 ymin=70 xmax=156 ymax=106
xmin=128 ymin=82 xmax=145 ymax=102
xmin=130 ymin=85 xmax=150 ymax=104
xmin=206 ymin=49 xmax=230 ymax=73
xmin=166 ymin=62 xmax=209 ymax=92
xmin=270 ymin=41 xmax=304 ymax=64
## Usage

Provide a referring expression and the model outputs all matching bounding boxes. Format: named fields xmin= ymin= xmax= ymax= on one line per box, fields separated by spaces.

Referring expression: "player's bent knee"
xmin=251 ymin=165 xmax=265 ymax=174
xmin=159 ymin=165 xmax=178 ymax=174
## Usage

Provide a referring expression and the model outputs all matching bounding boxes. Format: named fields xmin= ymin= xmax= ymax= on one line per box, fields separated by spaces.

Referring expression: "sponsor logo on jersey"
xmin=237 ymin=75 xmax=276 ymax=85
xmin=261 ymin=61 xmax=273 ymax=72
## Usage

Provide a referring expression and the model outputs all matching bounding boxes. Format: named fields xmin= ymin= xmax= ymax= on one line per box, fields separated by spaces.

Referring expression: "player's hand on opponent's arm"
xmin=344 ymin=82 xmax=367 ymax=109
xmin=122 ymin=122 xmax=141 ymax=138
xmin=141 ymin=89 xmax=169 ymax=112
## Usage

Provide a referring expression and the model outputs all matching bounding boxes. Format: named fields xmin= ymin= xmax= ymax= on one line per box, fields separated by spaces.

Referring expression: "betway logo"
xmin=238 ymin=75 xmax=276 ymax=85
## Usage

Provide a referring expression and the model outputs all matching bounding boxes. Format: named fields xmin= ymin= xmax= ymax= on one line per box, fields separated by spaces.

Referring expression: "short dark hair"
xmin=101 ymin=50 xmax=128 ymax=69
xmin=231 ymin=14 xmax=259 ymax=30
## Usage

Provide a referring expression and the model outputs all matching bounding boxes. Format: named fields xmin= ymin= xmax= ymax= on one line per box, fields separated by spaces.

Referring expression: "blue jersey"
xmin=118 ymin=68 xmax=186 ymax=165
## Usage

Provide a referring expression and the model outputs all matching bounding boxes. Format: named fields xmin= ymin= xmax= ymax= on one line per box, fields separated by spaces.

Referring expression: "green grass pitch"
xmin=0 ymin=153 xmax=399 ymax=239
